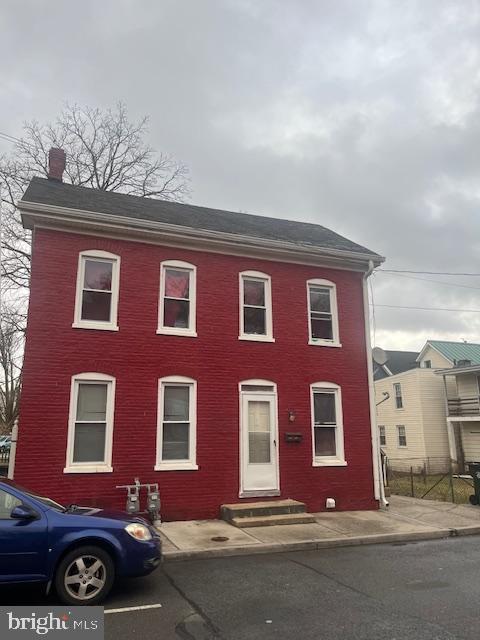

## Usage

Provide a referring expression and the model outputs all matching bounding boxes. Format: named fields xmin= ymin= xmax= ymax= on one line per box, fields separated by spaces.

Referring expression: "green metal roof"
xmin=428 ymin=340 xmax=480 ymax=365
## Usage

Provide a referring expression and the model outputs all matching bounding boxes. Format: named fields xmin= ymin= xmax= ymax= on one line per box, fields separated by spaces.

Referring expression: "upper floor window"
xmin=239 ymin=271 xmax=274 ymax=342
xmin=310 ymin=382 xmax=346 ymax=466
xmin=73 ymin=251 xmax=120 ymax=331
xmin=65 ymin=373 xmax=115 ymax=474
xmin=307 ymin=279 xmax=340 ymax=347
xmin=423 ymin=360 xmax=432 ymax=368
xmin=379 ymin=425 xmax=386 ymax=446
xmin=158 ymin=261 xmax=197 ymax=337
xmin=156 ymin=376 xmax=198 ymax=471
xmin=393 ymin=383 xmax=403 ymax=409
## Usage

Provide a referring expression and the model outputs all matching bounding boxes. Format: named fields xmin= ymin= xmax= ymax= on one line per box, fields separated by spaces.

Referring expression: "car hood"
xmin=65 ymin=506 xmax=151 ymax=526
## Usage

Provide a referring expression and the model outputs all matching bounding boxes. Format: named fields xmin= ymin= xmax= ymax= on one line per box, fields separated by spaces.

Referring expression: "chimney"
xmin=48 ymin=148 xmax=66 ymax=181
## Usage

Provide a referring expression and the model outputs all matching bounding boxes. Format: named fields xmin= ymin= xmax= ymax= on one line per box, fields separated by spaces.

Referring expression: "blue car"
xmin=0 ymin=478 xmax=161 ymax=605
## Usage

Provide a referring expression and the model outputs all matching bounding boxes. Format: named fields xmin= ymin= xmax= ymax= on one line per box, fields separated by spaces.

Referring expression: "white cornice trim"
xmin=19 ymin=200 xmax=385 ymax=272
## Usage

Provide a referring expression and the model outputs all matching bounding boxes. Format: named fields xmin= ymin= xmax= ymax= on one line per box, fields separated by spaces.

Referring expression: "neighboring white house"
xmin=374 ymin=341 xmax=480 ymax=473
xmin=436 ymin=361 xmax=480 ymax=469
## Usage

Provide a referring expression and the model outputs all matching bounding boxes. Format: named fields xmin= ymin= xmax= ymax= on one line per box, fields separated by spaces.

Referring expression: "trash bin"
xmin=468 ymin=463 xmax=480 ymax=505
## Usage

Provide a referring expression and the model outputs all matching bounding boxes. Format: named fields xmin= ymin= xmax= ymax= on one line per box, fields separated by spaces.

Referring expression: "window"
xmin=73 ymin=251 xmax=120 ymax=331
xmin=397 ymin=425 xmax=407 ymax=447
xmin=239 ymin=271 xmax=274 ymax=342
xmin=0 ymin=488 xmax=22 ymax=519
xmin=379 ymin=425 xmax=386 ymax=446
xmin=156 ymin=376 xmax=197 ymax=470
xmin=310 ymin=382 xmax=346 ymax=466
xmin=307 ymin=279 xmax=340 ymax=346
xmin=158 ymin=261 xmax=197 ymax=337
xmin=423 ymin=360 xmax=432 ymax=368
xmin=65 ymin=373 xmax=115 ymax=473
xmin=393 ymin=383 xmax=403 ymax=409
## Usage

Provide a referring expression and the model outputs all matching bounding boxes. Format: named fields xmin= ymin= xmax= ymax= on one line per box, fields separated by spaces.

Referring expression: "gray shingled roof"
xmin=21 ymin=177 xmax=383 ymax=259
xmin=373 ymin=350 xmax=419 ymax=381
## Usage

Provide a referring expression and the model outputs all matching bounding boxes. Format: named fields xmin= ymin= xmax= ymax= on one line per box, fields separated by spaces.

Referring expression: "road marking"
xmin=104 ymin=604 xmax=163 ymax=615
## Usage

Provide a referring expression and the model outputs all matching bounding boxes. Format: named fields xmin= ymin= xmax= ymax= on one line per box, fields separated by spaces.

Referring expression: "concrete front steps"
xmin=221 ymin=499 xmax=316 ymax=528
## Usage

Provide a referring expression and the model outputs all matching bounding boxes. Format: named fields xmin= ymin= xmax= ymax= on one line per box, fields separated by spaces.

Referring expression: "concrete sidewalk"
xmin=157 ymin=495 xmax=480 ymax=561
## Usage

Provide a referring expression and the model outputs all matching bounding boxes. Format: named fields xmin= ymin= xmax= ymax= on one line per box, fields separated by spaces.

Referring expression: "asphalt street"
xmin=2 ymin=536 xmax=479 ymax=639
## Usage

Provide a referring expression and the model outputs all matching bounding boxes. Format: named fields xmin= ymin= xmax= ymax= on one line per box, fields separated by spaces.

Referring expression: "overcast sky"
xmin=1 ymin=0 xmax=480 ymax=352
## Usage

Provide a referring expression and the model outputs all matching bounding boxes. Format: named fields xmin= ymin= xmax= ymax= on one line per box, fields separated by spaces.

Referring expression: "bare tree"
xmin=0 ymin=312 xmax=22 ymax=434
xmin=0 ymin=102 xmax=190 ymax=297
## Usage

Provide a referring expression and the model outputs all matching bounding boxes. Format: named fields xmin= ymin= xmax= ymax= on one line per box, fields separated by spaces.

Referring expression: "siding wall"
xmin=375 ymin=369 xmax=427 ymax=470
xmin=455 ymin=374 xmax=479 ymax=399
xmin=418 ymin=370 xmax=450 ymax=471
xmin=418 ymin=345 xmax=452 ymax=369
xmin=16 ymin=228 xmax=377 ymax=521
xmin=461 ymin=422 xmax=480 ymax=462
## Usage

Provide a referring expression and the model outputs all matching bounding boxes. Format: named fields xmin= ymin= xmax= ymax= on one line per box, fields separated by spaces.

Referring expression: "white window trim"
xmin=394 ymin=383 xmax=404 ymax=410
xmin=238 ymin=271 xmax=274 ymax=342
xmin=64 ymin=372 xmax=115 ymax=474
xmin=397 ymin=425 xmax=407 ymax=448
xmin=306 ymin=278 xmax=341 ymax=347
xmin=72 ymin=250 xmax=120 ymax=331
xmin=155 ymin=375 xmax=198 ymax=471
xmin=379 ymin=425 xmax=386 ymax=446
xmin=157 ymin=260 xmax=197 ymax=337
xmin=310 ymin=381 xmax=346 ymax=466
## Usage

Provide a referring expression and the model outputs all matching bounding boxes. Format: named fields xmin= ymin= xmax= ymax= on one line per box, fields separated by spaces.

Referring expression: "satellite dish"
xmin=372 ymin=347 xmax=388 ymax=366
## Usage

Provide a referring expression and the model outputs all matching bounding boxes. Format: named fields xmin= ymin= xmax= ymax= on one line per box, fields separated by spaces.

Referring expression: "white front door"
xmin=241 ymin=392 xmax=279 ymax=495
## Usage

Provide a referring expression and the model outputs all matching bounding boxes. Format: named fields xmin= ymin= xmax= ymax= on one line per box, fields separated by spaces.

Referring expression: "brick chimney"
xmin=48 ymin=148 xmax=66 ymax=181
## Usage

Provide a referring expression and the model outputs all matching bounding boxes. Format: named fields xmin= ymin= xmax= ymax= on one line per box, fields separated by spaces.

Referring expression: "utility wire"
xmin=375 ymin=270 xmax=480 ymax=291
xmin=379 ymin=268 xmax=480 ymax=277
xmin=371 ymin=303 xmax=480 ymax=313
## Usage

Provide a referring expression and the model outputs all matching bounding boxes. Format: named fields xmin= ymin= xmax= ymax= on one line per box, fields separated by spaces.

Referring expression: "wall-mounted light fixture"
xmin=288 ymin=410 xmax=296 ymax=423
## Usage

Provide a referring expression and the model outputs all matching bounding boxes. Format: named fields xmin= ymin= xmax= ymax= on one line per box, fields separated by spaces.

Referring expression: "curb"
xmin=162 ymin=525 xmax=480 ymax=562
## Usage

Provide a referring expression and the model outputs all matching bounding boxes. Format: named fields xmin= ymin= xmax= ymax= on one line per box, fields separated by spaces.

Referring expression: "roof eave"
xmin=19 ymin=199 xmax=385 ymax=270
xmin=436 ymin=365 xmax=480 ymax=376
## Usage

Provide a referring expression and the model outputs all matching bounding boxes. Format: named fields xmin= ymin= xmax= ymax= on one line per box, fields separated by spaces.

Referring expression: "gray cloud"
xmin=1 ymin=0 xmax=480 ymax=350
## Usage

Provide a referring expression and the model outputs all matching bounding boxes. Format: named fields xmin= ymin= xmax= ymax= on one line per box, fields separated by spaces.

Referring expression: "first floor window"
xmin=158 ymin=261 xmax=197 ymax=336
xmin=394 ymin=383 xmax=403 ymax=409
xmin=307 ymin=279 xmax=340 ymax=346
xmin=379 ymin=425 xmax=386 ymax=446
xmin=239 ymin=271 xmax=274 ymax=341
xmin=311 ymin=382 xmax=345 ymax=465
xmin=65 ymin=374 xmax=115 ymax=472
xmin=397 ymin=425 xmax=407 ymax=447
xmin=156 ymin=377 xmax=198 ymax=470
xmin=74 ymin=251 xmax=120 ymax=330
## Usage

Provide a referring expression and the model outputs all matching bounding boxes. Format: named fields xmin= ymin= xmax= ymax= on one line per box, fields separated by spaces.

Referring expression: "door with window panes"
xmin=241 ymin=389 xmax=279 ymax=494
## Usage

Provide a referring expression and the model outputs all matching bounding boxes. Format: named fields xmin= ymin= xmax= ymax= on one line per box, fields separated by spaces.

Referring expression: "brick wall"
xmin=16 ymin=228 xmax=377 ymax=520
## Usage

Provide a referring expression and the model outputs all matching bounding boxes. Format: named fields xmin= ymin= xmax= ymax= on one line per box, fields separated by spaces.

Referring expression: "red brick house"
xmin=14 ymin=150 xmax=384 ymax=521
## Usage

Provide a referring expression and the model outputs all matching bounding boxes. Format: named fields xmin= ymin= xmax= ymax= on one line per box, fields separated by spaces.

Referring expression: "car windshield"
xmin=1 ymin=479 xmax=66 ymax=512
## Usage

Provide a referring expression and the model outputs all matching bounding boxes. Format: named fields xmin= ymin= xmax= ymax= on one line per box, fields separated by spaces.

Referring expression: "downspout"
xmin=363 ymin=260 xmax=388 ymax=508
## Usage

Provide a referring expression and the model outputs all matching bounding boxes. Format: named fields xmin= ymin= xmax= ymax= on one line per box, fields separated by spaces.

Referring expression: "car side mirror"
xmin=10 ymin=504 xmax=38 ymax=520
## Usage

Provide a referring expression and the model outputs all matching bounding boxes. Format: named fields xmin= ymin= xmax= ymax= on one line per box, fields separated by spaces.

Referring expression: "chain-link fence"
xmin=385 ymin=457 xmax=474 ymax=504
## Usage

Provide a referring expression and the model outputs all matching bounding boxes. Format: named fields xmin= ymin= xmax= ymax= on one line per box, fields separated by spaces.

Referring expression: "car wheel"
xmin=55 ymin=545 xmax=115 ymax=605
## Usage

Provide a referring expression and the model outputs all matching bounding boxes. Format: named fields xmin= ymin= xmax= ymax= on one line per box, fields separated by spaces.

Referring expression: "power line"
xmin=375 ymin=270 xmax=480 ymax=291
xmin=379 ymin=268 xmax=480 ymax=277
xmin=0 ymin=131 xmax=35 ymax=150
xmin=372 ymin=303 xmax=480 ymax=313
